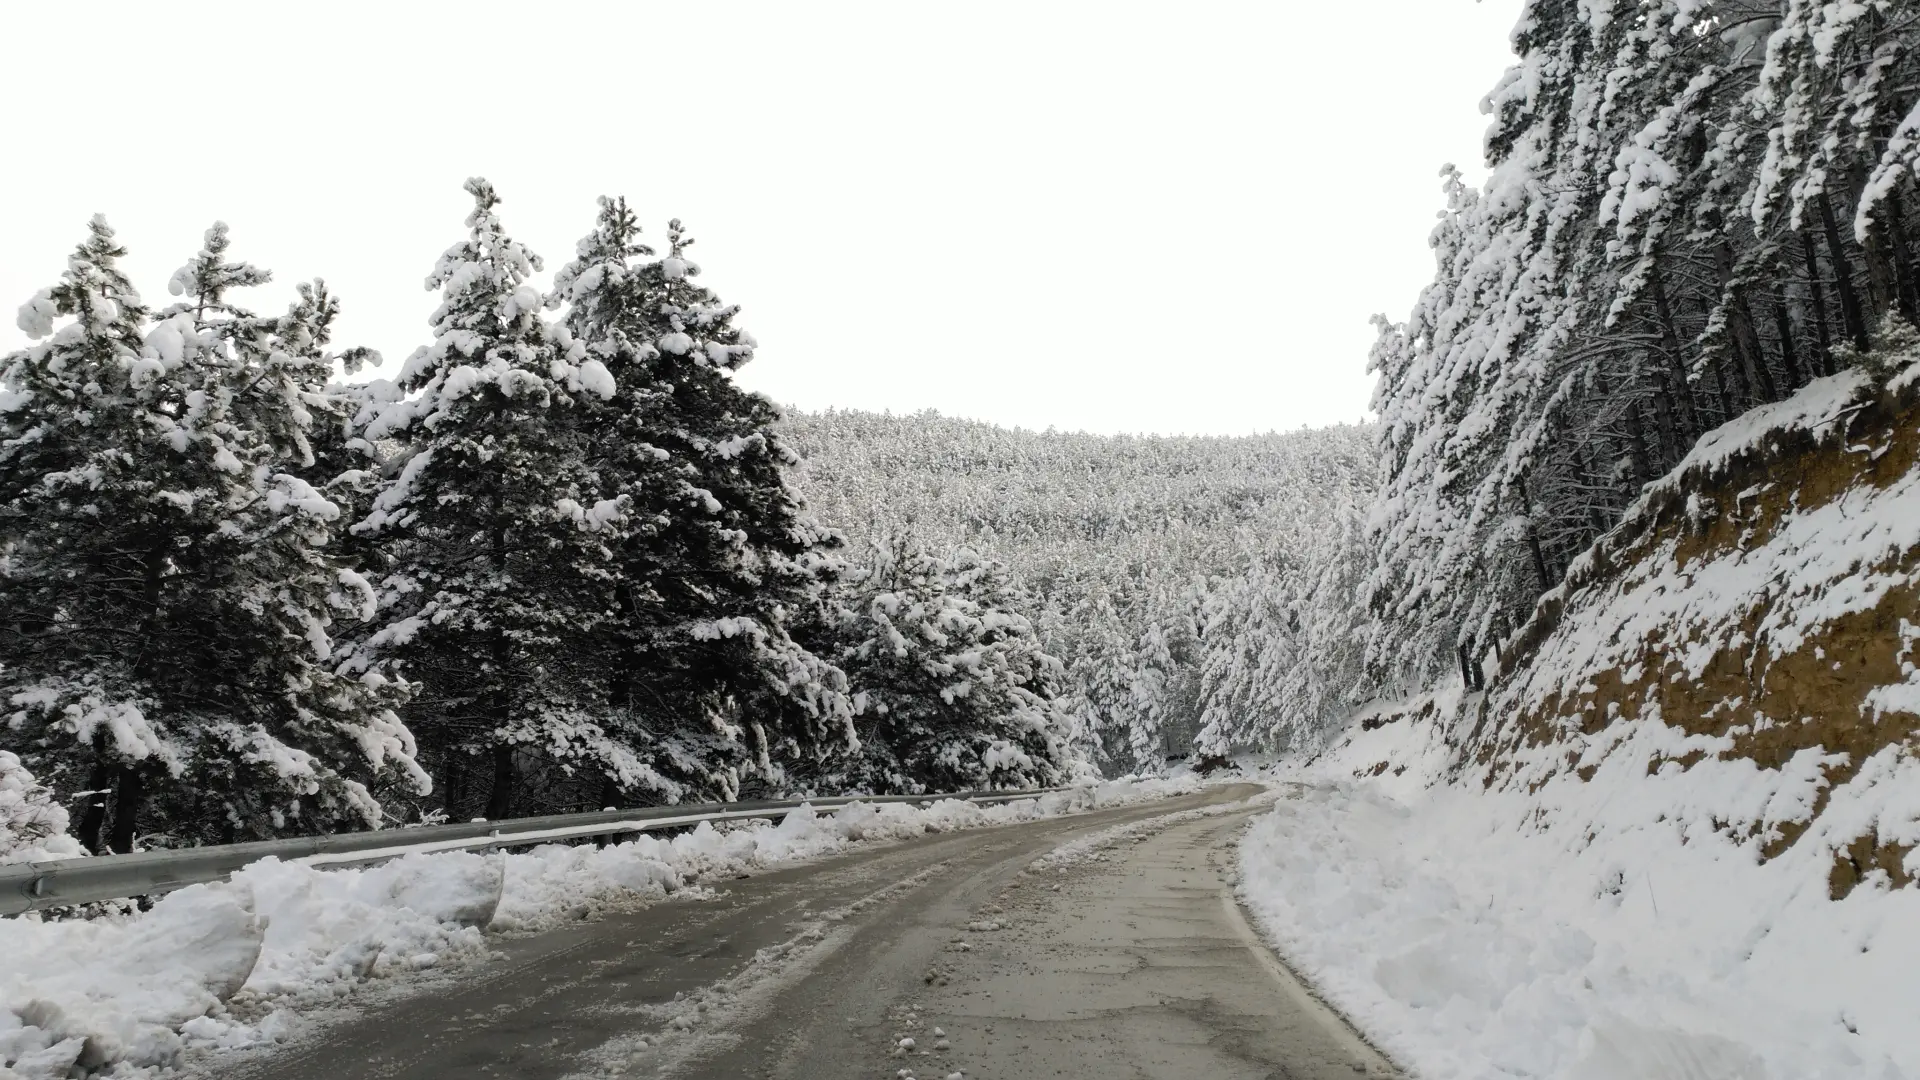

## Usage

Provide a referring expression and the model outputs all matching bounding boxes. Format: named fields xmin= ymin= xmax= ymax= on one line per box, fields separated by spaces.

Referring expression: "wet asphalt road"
xmin=196 ymin=783 xmax=1397 ymax=1080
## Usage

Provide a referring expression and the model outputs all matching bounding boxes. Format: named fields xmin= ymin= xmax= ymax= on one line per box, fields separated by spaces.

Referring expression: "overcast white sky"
xmin=0 ymin=1 xmax=1522 ymax=436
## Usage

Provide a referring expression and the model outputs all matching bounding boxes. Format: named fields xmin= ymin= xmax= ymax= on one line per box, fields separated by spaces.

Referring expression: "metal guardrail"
xmin=0 ymin=787 xmax=1071 ymax=917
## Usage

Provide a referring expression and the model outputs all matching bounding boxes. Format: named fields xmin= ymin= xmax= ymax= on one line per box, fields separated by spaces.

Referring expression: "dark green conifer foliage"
xmin=808 ymin=539 xmax=1071 ymax=794
xmin=553 ymin=199 xmax=855 ymax=802
xmin=352 ymin=180 xmax=636 ymax=820
xmin=1 ymin=220 xmax=424 ymax=850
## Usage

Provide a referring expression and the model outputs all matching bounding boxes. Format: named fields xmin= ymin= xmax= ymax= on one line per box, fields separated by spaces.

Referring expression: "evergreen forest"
xmin=7 ymin=1 xmax=1920 ymax=860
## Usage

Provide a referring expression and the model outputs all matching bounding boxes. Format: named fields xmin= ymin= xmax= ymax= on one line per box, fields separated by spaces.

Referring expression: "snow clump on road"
xmin=1031 ymin=791 xmax=1269 ymax=873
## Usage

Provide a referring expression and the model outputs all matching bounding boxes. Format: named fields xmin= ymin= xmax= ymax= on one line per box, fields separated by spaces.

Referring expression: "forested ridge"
xmin=781 ymin=410 xmax=1379 ymax=771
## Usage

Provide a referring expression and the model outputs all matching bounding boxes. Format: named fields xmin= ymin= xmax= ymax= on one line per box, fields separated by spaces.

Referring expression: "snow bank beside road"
xmin=0 ymin=777 xmax=1202 ymax=1078
xmin=0 ymin=753 xmax=81 ymax=867
xmin=1238 ymin=724 xmax=1920 ymax=1080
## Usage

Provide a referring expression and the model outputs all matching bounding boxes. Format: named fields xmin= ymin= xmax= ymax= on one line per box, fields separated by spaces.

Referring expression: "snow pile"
xmin=1243 ymin=737 xmax=1920 ymax=1079
xmin=0 ymin=778 xmax=1202 ymax=1077
xmin=1082 ymin=773 xmax=1203 ymax=807
xmin=0 ymin=754 xmax=81 ymax=866
xmin=1302 ymin=694 xmax=1456 ymax=802
xmin=1 ymin=889 xmax=268 ymax=1076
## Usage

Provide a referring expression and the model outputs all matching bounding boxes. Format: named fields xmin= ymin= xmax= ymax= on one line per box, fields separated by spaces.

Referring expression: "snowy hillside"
xmin=1239 ymin=351 xmax=1920 ymax=1079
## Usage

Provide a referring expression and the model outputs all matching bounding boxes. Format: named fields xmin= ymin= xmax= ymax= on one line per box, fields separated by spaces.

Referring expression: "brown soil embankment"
xmin=1459 ymin=363 xmax=1920 ymax=896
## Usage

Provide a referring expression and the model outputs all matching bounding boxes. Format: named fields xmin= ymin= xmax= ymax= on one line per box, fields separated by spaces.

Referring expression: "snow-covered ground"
xmin=0 ymin=777 xmax=1199 ymax=1079
xmin=1236 ymin=709 xmax=1920 ymax=1080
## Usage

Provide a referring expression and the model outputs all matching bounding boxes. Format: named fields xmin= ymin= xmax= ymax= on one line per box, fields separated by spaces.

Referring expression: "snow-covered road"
xmin=189 ymin=782 xmax=1390 ymax=1080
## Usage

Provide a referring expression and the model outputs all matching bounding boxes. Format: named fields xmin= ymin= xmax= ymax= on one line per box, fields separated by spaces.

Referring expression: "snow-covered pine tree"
xmin=2 ymin=217 xmax=178 ymax=853
xmin=813 ymin=539 xmax=1069 ymax=793
xmin=1195 ymin=556 xmax=1296 ymax=755
xmin=1195 ymin=506 xmax=1375 ymax=757
xmin=352 ymin=179 xmax=643 ymax=820
xmin=551 ymin=199 xmax=854 ymax=801
xmin=1059 ymin=593 xmax=1156 ymax=771
xmin=1362 ymin=6 xmax=1621 ymax=696
xmin=1068 ymin=581 xmax=1204 ymax=774
xmin=154 ymin=225 xmax=428 ymax=837
xmin=1 ymin=219 xmax=426 ymax=850
xmin=1136 ymin=579 xmax=1207 ymax=760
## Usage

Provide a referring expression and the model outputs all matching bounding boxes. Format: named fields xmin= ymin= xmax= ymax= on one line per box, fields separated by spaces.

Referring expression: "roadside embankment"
xmin=1241 ymin=352 xmax=1920 ymax=1079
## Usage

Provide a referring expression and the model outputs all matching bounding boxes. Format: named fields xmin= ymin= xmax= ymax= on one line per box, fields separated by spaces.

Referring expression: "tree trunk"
xmin=1717 ymin=241 xmax=1774 ymax=405
xmin=1649 ymin=261 xmax=1700 ymax=439
xmin=486 ymin=742 xmax=515 ymax=821
xmin=1580 ymin=444 xmax=1611 ymax=539
xmin=1719 ymin=346 xmax=1752 ymax=415
xmin=1457 ymin=636 xmax=1484 ymax=692
xmin=1519 ymin=475 xmax=1553 ymax=596
xmin=1770 ymin=286 xmax=1805 ymax=389
xmin=1800 ymin=230 xmax=1835 ymax=376
xmin=1623 ymin=399 xmax=1654 ymax=486
xmin=1712 ymin=357 xmax=1743 ymax=428
xmin=1649 ymin=374 xmax=1681 ymax=467
xmin=1529 ymin=521 xmax=1552 ymax=596
xmin=445 ymin=749 xmax=467 ymax=820
xmin=92 ymin=534 xmax=172 ymax=852
xmin=1819 ymin=191 xmax=1872 ymax=352
xmin=76 ymin=747 xmax=114 ymax=856
xmin=484 ymin=493 xmax=515 ymax=821
xmin=132 ymin=535 xmax=168 ymax=674
xmin=484 ymin=630 xmax=514 ymax=820
xmin=1883 ymin=187 xmax=1920 ymax=323
xmin=610 ymin=584 xmax=637 ymax=707
xmin=1735 ymin=291 xmax=1778 ymax=402
xmin=107 ymin=766 xmax=146 ymax=854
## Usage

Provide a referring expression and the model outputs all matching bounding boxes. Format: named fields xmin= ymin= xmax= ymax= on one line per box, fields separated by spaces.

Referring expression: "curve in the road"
xmin=195 ymin=784 xmax=1398 ymax=1080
